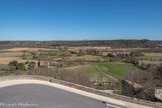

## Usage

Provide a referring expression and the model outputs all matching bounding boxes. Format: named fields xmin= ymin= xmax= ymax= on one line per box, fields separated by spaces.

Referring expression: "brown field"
xmin=0 ymin=48 xmax=57 ymax=52
xmin=0 ymin=57 xmax=37 ymax=65
xmin=0 ymin=52 xmax=24 ymax=57
xmin=67 ymin=46 xmax=130 ymax=52
xmin=144 ymin=53 xmax=162 ymax=56
xmin=139 ymin=60 xmax=162 ymax=65
xmin=0 ymin=57 xmax=21 ymax=64
xmin=67 ymin=46 xmax=111 ymax=51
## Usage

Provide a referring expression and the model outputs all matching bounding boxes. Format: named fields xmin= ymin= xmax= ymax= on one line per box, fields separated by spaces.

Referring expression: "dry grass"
xmin=0 ymin=57 xmax=22 ymax=64
xmin=144 ymin=53 xmax=162 ymax=57
xmin=0 ymin=48 xmax=57 ymax=52
xmin=0 ymin=52 xmax=24 ymax=57
xmin=139 ymin=60 xmax=162 ymax=65
xmin=0 ymin=57 xmax=37 ymax=65
xmin=67 ymin=46 xmax=111 ymax=51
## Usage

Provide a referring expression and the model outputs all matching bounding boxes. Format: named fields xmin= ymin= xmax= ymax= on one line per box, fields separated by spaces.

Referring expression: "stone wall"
xmin=122 ymin=79 xmax=155 ymax=101
xmin=0 ymin=75 xmax=162 ymax=108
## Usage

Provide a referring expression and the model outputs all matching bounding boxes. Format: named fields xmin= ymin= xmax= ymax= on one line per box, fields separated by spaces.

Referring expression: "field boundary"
xmin=0 ymin=75 xmax=162 ymax=108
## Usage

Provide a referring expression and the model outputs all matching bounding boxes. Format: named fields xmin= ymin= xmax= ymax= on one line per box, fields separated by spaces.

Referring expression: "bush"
xmin=130 ymin=52 xmax=144 ymax=57
xmin=8 ymin=61 xmax=26 ymax=70
xmin=17 ymin=63 xmax=25 ymax=70
xmin=109 ymin=57 xmax=120 ymax=62
xmin=28 ymin=61 xmax=36 ymax=69
xmin=25 ymin=61 xmax=29 ymax=64
xmin=38 ymin=61 xmax=41 ymax=67
xmin=8 ymin=60 xmax=18 ymax=70
xmin=8 ymin=60 xmax=18 ymax=67
xmin=107 ymin=53 xmax=113 ymax=57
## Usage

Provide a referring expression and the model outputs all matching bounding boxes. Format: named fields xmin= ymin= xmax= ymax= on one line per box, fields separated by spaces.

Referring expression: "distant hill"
xmin=0 ymin=40 xmax=160 ymax=48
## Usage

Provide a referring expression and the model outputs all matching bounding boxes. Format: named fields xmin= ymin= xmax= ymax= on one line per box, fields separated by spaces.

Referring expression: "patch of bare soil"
xmin=0 ymin=57 xmax=21 ymax=64
xmin=0 ymin=48 xmax=57 ymax=52
xmin=139 ymin=60 xmax=162 ymax=65
xmin=0 ymin=57 xmax=37 ymax=65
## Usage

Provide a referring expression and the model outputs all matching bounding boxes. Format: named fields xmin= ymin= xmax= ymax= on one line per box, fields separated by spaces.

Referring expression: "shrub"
xmin=17 ymin=63 xmax=25 ymax=70
xmin=107 ymin=53 xmax=113 ymax=57
xmin=8 ymin=60 xmax=18 ymax=70
xmin=130 ymin=52 xmax=144 ymax=57
xmin=8 ymin=60 xmax=18 ymax=67
xmin=38 ymin=60 xmax=41 ymax=67
xmin=25 ymin=61 xmax=29 ymax=64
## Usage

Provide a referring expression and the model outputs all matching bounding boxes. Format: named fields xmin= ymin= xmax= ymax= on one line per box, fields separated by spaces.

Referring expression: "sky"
xmin=0 ymin=0 xmax=162 ymax=40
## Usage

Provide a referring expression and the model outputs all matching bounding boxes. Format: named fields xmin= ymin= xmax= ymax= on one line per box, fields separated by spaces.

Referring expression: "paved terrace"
xmin=0 ymin=75 xmax=161 ymax=108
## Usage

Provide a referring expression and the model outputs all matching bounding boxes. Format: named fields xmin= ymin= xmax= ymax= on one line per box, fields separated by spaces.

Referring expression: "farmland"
xmin=64 ymin=62 xmax=141 ymax=79
xmin=0 ymin=46 xmax=162 ymax=91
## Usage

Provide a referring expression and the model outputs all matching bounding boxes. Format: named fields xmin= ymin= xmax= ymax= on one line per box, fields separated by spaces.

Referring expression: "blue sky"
xmin=0 ymin=0 xmax=162 ymax=40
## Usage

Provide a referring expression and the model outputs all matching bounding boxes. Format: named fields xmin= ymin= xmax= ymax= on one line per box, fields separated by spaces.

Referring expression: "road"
xmin=0 ymin=84 xmax=125 ymax=108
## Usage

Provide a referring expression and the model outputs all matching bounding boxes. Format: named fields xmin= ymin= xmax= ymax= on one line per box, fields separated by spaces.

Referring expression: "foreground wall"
xmin=0 ymin=75 xmax=162 ymax=108
xmin=122 ymin=79 xmax=155 ymax=101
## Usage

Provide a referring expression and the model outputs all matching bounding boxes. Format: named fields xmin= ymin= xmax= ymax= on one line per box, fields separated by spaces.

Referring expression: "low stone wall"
xmin=122 ymin=79 xmax=155 ymax=101
xmin=0 ymin=75 xmax=162 ymax=108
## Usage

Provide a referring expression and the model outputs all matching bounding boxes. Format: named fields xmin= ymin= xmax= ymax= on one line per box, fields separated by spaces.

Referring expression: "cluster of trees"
xmin=107 ymin=52 xmax=128 ymax=62
xmin=107 ymin=52 xmax=141 ymax=66
xmin=135 ymin=48 xmax=162 ymax=53
xmin=70 ymin=49 xmax=101 ymax=56
xmin=124 ymin=62 xmax=162 ymax=91
xmin=124 ymin=70 xmax=156 ymax=89
xmin=8 ymin=61 xmax=25 ymax=70
xmin=0 ymin=40 xmax=160 ymax=48
xmin=129 ymin=52 xmax=144 ymax=57
xmin=8 ymin=60 xmax=37 ymax=71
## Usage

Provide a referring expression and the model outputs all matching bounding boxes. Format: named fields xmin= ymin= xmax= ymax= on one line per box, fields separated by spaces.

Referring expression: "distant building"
xmin=40 ymin=61 xmax=50 ymax=68
xmin=157 ymin=44 xmax=162 ymax=48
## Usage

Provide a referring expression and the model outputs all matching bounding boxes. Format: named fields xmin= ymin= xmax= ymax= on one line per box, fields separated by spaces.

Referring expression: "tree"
xmin=8 ymin=60 xmax=18 ymax=67
xmin=17 ymin=63 xmax=25 ymax=70
xmin=130 ymin=52 xmax=144 ymax=57
xmin=28 ymin=61 xmax=36 ymax=69
xmin=38 ymin=60 xmax=41 ymax=67
xmin=25 ymin=61 xmax=29 ymax=64
xmin=8 ymin=60 xmax=18 ymax=70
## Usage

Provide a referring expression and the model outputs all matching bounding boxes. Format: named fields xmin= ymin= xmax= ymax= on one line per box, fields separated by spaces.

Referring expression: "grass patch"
xmin=137 ymin=56 xmax=153 ymax=60
xmin=156 ymin=100 xmax=162 ymax=104
xmin=113 ymin=90 xmax=121 ymax=95
xmin=25 ymin=55 xmax=33 ymax=60
xmin=64 ymin=62 xmax=141 ymax=79
xmin=65 ymin=55 xmax=107 ymax=62
xmin=32 ymin=50 xmax=68 ymax=56
xmin=0 ymin=51 xmax=24 ymax=57
xmin=103 ymin=57 xmax=110 ymax=61
xmin=96 ymin=62 xmax=141 ymax=78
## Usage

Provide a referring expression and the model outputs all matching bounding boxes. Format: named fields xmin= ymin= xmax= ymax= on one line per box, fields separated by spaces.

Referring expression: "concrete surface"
xmin=0 ymin=80 xmax=152 ymax=108
xmin=0 ymin=84 xmax=108 ymax=108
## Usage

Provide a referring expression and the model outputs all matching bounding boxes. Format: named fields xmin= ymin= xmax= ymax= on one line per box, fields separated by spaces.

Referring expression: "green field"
xmin=25 ymin=50 xmax=70 ymax=60
xmin=0 ymin=48 xmax=141 ymax=82
xmin=64 ymin=62 xmax=141 ymax=79
xmin=32 ymin=50 xmax=66 ymax=55
xmin=137 ymin=56 xmax=153 ymax=60
xmin=113 ymin=90 xmax=122 ymax=95
xmin=64 ymin=55 xmax=110 ymax=62
xmin=0 ymin=51 xmax=24 ymax=57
